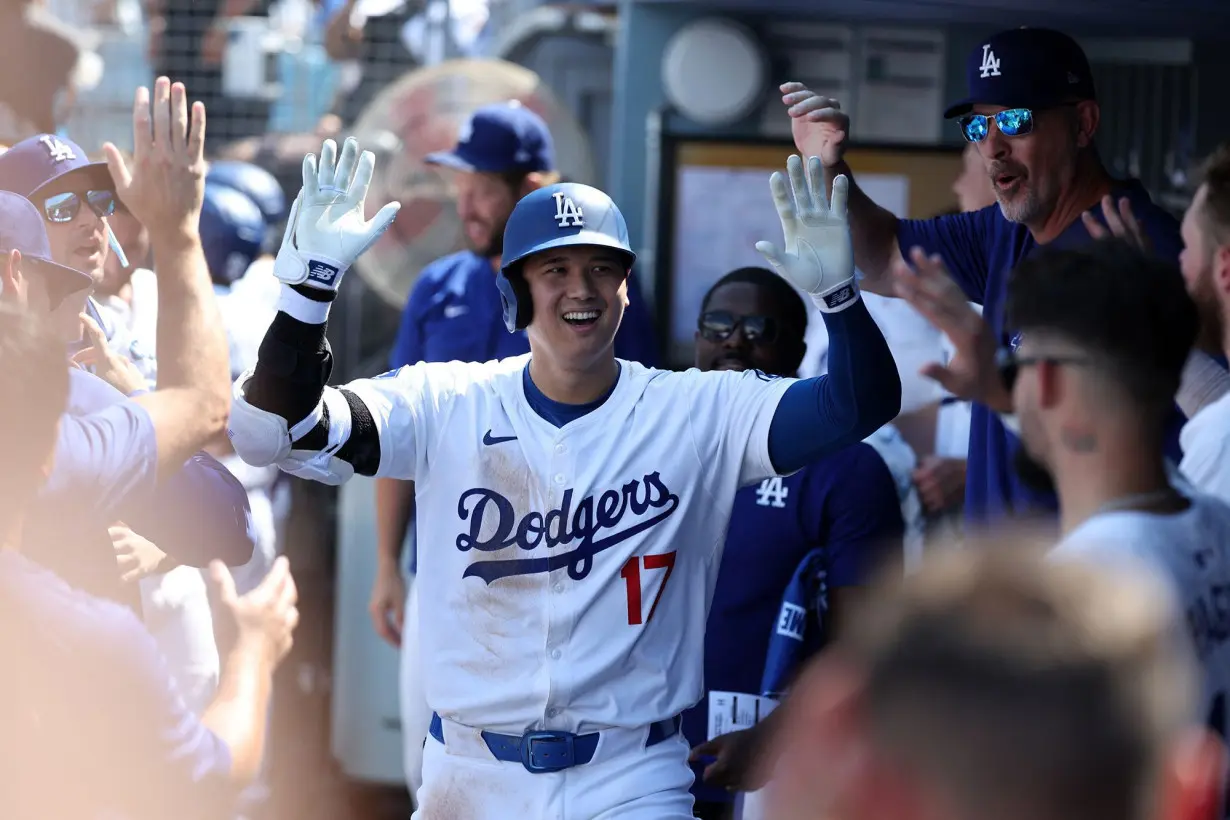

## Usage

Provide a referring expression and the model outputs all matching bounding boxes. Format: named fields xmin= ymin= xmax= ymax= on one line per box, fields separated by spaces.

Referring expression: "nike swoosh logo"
xmin=444 ymin=305 xmax=469 ymax=318
xmin=483 ymin=430 xmax=517 ymax=446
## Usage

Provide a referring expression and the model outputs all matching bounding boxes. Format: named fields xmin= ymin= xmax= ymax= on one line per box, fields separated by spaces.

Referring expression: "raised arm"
xmin=102 ymin=78 xmax=231 ymax=481
xmin=752 ymin=155 xmax=901 ymax=473
xmin=227 ymin=137 xmax=404 ymax=483
xmin=780 ymin=83 xmax=904 ymax=295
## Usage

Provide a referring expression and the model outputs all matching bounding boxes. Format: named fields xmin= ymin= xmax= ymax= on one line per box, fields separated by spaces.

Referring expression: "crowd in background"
xmin=4 ymin=7 xmax=1230 ymax=820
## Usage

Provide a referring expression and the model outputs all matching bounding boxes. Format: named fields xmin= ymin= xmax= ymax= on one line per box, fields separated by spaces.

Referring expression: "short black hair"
xmin=1005 ymin=239 xmax=1197 ymax=413
xmin=700 ymin=267 xmax=809 ymax=339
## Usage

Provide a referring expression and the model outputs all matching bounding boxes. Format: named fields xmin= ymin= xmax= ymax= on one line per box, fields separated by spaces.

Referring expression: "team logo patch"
xmin=40 ymin=134 xmax=76 ymax=163
xmin=552 ymin=191 xmax=584 ymax=228
xmin=307 ymin=260 xmax=340 ymax=285
xmin=979 ymin=44 xmax=1001 ymax=78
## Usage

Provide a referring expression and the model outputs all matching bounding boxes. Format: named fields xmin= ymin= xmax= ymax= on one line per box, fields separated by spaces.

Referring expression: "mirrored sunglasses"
xmin=698 ymin=310 xmax=779 ymax=345
xmin=42 ymin=190 xmax=117 ymax=224
xmin=958 ymin=107 xmax=1035 ymax=143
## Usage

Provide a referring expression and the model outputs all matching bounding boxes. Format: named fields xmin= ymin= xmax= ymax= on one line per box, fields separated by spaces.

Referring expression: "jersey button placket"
xmin=544 ymin=435 xmax=574 ymax=726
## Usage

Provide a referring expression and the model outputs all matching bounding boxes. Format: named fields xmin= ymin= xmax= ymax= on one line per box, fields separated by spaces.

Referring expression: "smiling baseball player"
xmin=227 ymin=137 xmax=901 ymax=818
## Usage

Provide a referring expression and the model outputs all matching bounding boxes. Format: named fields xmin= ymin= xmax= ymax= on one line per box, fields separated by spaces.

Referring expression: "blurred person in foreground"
xmin=762 ymin=545 xmax=1224 ymax=820
xmin=8 ymin=80 xmax=256 ymax=710
xmin=684 ymin=266 xmax=904 ymax=819
xmin=373 ymin=100 xmax=660 ymax=796
xmin=892 ymin=238 xmax=1230 ymax=747
xmin=0 ymin=305 xmax=301 ymax=820
xmin=782 ymin=27 xmax=1191 ymax=530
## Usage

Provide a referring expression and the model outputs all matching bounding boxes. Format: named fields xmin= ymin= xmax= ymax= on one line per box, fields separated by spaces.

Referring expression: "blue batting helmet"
xmin=200 ymin=183 xmax=266 ymax=287
xmin=206 ymin=160 xmax=288 ymax=227
xmin=497 ymin=183 xmax=636 ymax=332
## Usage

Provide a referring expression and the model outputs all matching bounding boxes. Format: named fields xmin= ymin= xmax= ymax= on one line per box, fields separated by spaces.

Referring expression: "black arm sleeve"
xmin=245 ymin=287 xmax=382 ymax=473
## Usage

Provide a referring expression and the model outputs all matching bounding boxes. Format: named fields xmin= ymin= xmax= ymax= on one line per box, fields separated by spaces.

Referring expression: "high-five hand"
xmin=756 ymin=155 xmax=858 ymax=312
xmin=273 ymin=136 xmax=401 ymax=292
xmin=103 ymin=77 xmax=206 ymax=241
xmin=780 ymin=82 xmax=850 ymax=168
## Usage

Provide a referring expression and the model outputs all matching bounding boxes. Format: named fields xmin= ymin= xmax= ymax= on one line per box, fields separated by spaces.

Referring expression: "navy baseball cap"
xmin=944 ymin=27 xmax=1096 ymax=119
xmin=0 ymin=134 xmax=114 ymax=199
xmin=425 ymin=101 xmax=555 ymax=174
xmin=0 ymin=191 xmax=93 ymax=306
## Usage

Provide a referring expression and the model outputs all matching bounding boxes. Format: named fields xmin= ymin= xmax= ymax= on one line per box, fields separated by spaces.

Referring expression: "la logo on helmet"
xmin=552 ymin=192 xmax=584 ymax=228
xmin=979 ymin=44 xmax=1002 ymax=78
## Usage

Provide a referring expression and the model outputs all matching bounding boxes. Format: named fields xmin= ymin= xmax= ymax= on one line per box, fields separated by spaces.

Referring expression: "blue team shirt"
xmin=28 ymin=369 xmax=254 ymax=606
xmin=388 ymin=250 xmax=661 ymax=370
xmin=0 ymin=550 xmax=233 ymax=820
xmin=681 ymin=443 xmax=905 ymax=805
xmin=896 ymin=181 xmax=1185 ymax=527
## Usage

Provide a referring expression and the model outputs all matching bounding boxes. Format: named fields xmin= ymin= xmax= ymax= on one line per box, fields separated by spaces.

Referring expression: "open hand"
xmin=912 ymin=455 xmax=968 ymax=514
xmin=210 ymin=555 xmax=299 ymax=665
xmin=103 ymin=77 xmax=206 ymax=242
xmin=70 ymin=313 xmax=148 ymax=394
xmin=892 ymin=247 xmax=1011 ymax=411
xmin=1081 ymin=194 xmax=1151 ymax=251
xmin=755 ymin=155 xmax=857 ymax=310
xmin=111 ymin=523 xmax=170 ymax=582
xmin=780 ymin=82 xmax=850 ymax=168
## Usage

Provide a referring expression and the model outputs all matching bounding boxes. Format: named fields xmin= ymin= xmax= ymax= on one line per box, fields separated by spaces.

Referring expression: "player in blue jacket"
xmin=682 ymin=266 xmax=905 ymax=818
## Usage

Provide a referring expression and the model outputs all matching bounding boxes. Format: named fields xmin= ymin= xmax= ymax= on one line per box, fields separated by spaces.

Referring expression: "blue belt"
xmin=428 ymin=712 xmax=681 ymax=774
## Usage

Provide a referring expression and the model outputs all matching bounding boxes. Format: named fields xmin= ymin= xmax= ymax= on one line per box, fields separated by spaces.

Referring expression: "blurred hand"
xmin=780 ymin=82 xmax=850 ymax=169
xmin=1081 ymin=195 xmax=1151 ymax=251
xmin=103 ymin=77 xmax=206 ymax=244
xmin=689 ymin=720 xmax=778 ymax=792
xmin=111 ymin=523 xmax=169 ymax=582
xmin=892 ymin=247 xmax=1011 ymax=412
xmin=912 ymin=456 xmax=967 ymax=514
xmin=210 ymin=555 xmax=299 ymax=665
xmin=70 ymin=313 xmax=148 ymax=395
xmin=369 ymin=567 xmax=406 ymax=647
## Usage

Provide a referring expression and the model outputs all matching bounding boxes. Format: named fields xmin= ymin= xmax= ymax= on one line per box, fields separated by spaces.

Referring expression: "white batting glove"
xmin=273 ymin=136 xmax=401 ymax=292
xmin=755 ymin=155 xmax=858 ymax=313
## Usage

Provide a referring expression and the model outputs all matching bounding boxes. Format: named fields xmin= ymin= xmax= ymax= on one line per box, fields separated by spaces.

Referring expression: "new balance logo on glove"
xmin=307 ymin=261 xmax=341 ymax=286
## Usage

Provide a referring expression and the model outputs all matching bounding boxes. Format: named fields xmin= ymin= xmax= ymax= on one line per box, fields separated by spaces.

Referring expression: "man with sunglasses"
xmin=0 ymin=131 xmax=157 ymax=379
xmin=782 ymin=27 xmax=1185 ymax=530
xmin=684 ymin=266 xmax=904 ymax=820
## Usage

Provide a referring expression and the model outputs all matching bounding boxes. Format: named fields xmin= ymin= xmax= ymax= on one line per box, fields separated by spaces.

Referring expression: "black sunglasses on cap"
xmin=42 ymin=190 xmax=117 ymax=224
xmin=698 ymin=310 xmax=780 ymax=345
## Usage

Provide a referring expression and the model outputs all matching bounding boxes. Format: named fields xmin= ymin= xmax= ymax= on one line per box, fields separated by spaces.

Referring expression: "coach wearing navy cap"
xmin=374 ymin=99 xmax=659 ymax=797
xmin=780 ymin=27 xmax=1189 ymax=530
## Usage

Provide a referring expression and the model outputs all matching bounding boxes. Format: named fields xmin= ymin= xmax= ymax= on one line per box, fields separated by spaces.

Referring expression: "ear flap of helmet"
xmin=496 ymin=267 xmax=533 ymax=332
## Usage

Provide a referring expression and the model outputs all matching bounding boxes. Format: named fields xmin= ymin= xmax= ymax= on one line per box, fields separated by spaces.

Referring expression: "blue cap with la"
xmin=944 ymin=27 xmax=1096 ymax=119
xmin=426 ymin=101 xmax=556 ymax=174
xmin=0 ymin=133 xmax=114 ymax=197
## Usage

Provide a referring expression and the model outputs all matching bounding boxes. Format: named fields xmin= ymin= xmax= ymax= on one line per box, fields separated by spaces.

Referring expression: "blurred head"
xmin=694 ymin=267 xmax=807 ymax=376
xmin=0 ymin=304 xmax=69 ymax=536
xmin=499 ymin=183 xmax=636 ymax=370
xmin=206 ymin=159 xmax=287 ymax=256
xmin=425 ymin=101 xmax=559 ymax=260
xmin=952 ymin=143 xmax=997 ymax=212
xmin=767 ymin=543 xmax=1218 ymax=820
xmin=1180 ymin=144 xmax=1230 ymax=354
xmin=199 ymin=183 xmax=266 ymax=288
xmin=1004 ymin=241 xmax=1197 ymax=493
xmin=946 ymin=28 xmax=1100 ymax=227
xmin=0 ymin=134 xmax=116 ymax=286
xmin=0 ymin=191 xmax=92 ymax=341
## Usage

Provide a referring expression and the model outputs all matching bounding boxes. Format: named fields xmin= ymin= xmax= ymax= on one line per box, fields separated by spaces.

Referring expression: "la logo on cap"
xmin=552 ymin=191 xmax=583 ymax=228
xmin=457 ymin=115 xmax=474 ymax=145
xmin=979 ymin=43 xmax=1001 ymax=78
xmin=40 ymin=135 xmax=75 ymax=163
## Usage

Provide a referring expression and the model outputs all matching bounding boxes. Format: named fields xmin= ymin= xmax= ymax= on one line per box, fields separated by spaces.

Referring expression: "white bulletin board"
xmin=662 ymin=141 xmax=965 ymax=366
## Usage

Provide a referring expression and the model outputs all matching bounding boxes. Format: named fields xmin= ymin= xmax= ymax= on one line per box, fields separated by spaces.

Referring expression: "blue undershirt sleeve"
xmin=767 ymin=299 xmax=901 ymax=474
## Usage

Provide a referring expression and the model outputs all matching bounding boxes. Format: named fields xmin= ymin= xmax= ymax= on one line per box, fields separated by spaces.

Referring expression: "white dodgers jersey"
xmin=346 ymin=354 xmax=794 ymax=734
xmin=1050 ymin=492 xmax=1230 ymax=741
